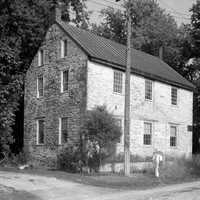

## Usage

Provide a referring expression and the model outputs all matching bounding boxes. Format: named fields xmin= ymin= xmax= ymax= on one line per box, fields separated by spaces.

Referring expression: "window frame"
xmin=145 ymin=79 xmax=153 ymax=101
xmin=38 ymin=49 xmax=44 ymax=66
xmin=59 ymin=117 xmax=68 ymax=145
xmin=171 ymin=87 xmax=178 ymax=106
xmin=113 ymin=70 xmax=123 ymax=94
xmin=61 ymin=39 xmax=67 ymax=58
xmin=37 ymin=75 xmax=44 ymax=98
xmin=36 ymin=119 xmax=45 ymax=145
xmin=143 ymin=121 xmax=153 ymax=145
xmin=170 ymin=125 xmax=177 ymax=147
xmin=61 ymin=70 xmax=69 ymax=93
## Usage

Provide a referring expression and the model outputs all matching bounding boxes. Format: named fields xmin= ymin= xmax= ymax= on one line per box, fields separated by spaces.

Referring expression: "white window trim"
xmin=113 ymin=70 xmax=123 ymax=94
xmin=145 ymin=79 xmax=153 ymax=101
xmin=36 ymin=120 xmax=39 ymax=145
xmin=169 ymin=124 xmax=178 ymax=148
xmin=143 ymin=121 xmax=153 ymax=146
xmin=171 ymin=87 xmax=178 ymax=106
xmin=38 ymin=50 xmax=41 ymax=66
xmin=37 ymin=75 xmax=44 ymax=98
xmin=60 ymin=71 xmax=64 ymax=93
xmin=58 ymin=118 xmax=62 ymax=145
xmin=38 ymin=50 xmax=45 ymax=66
xmin=61 ymin=40 xmax=65 ymax=58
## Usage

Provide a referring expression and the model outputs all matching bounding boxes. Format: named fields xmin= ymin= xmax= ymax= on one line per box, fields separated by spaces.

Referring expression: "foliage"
xmin=104 ymin=152 xmax=152 ymax=163
xmin=57 ymin=144 xmax=84 ymax=173
xmin=0 ymin=0 xmax=88 ymax=153
xmin=90 ymin=0 xmax=197 ymax=80
xmin=91 ymin=7 xmax=126 ymax=44
xmin=81 ymin=106 xmax=122 ymax=171
xmin=190 ymin=1 xmax=200 ymax=58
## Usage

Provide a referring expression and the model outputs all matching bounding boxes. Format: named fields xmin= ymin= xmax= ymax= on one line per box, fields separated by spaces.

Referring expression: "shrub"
xmin=81 ymin=105 xmax=122 ymax=171
xmin=104 ymin=153 xmax=152 ymax=163
xmin=0 ymin=149 xmax=28 ymax=167
xmin=159 ymin=155 xmax=200 ymax=182
xmin=57 ymin=144 xmax=85 ymax=173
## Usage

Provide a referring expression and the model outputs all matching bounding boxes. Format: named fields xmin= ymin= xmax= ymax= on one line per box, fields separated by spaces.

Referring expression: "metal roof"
xmin=57 ymin=21 xmax=195 ymax=91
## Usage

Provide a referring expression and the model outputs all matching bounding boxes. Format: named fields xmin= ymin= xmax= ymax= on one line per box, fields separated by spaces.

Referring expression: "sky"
xmin=86 ymin=0 xmax=197 ymax=26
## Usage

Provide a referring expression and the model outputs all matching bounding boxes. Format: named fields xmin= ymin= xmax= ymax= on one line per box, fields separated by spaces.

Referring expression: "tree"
xmin=189 ymin=1 xmax=200 ymax=153
xmin=0 ymin=0 xmax=88 ymax=153
xmin=81 ymin=106 xmax=122 ymax=171
xmin=190 ymin=0 xmax=200 ymax=58
xmin=90 ymin=0 xmax=190 ymax=75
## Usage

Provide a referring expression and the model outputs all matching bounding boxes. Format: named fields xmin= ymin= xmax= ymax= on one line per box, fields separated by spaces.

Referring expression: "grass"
xmin=1 ymin=155 xmax=200 ymax=190
xmin=0 ymin=165 xmax=198 ymax=190
xmin=0 ymin=166 xmax=163 ymax=189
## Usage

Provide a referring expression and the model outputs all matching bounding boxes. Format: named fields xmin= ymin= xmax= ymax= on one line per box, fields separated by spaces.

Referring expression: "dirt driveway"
xmin=0 ymin=171 xmax=200 ymax=200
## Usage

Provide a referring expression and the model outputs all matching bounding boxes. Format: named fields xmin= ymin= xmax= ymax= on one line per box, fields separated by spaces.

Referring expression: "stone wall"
xmin=24 ymin=24 xmax=87 ymax=167
xmin=87 ymin=61 xmax=193 ymax=158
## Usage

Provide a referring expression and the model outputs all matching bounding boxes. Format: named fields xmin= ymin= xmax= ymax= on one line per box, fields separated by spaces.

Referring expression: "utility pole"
xmin=116 ymin=0 xmax=132 ymax=176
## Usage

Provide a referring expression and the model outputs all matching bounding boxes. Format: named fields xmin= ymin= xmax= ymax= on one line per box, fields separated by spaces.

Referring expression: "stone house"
xmin=24 ymin=9 xmax=195 ymax=166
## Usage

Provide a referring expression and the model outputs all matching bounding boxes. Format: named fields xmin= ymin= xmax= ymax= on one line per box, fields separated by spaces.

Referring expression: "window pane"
xmin=64 ymin=40 xmax=67 ymax=57
xmin=144 ymin=134 xmax=151 ymax=145
xmin=113 ymin=71 xmax=123 ymax=93
xmin=38 ymin=76 xmax=43 ymax=97
xmin=39 ymin=50 xmax=44 ymax=66
xmin=170 ymin=126 xmax=177 ymax=147
xmin=171 ymin=87 xmax=177 ymax=105
xmin=38 ymin=120 xmax=44 ymax=144
xmin=63 ymin=70 xmax=69 ymax=91
xmin=145 ymin=80 xmax=152 ymax=100
xmin=61 ymin=117 xmax=68 ymax=143
xmin=144 ymin=122 xmax=152 ymax=145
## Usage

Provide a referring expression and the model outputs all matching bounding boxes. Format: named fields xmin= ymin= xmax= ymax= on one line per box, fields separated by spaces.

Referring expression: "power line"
xmin=87 ymin=0 xmax=191 ymax=21
xmin=158 ymin=0 xmax=191 ymax=17
xmin=87 ymin=0 xmax=125 ymax=11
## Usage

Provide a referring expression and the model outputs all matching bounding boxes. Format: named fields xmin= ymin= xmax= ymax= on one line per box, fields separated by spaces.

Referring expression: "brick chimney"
xmin=54 ymin=1 xmax=63 ymax=22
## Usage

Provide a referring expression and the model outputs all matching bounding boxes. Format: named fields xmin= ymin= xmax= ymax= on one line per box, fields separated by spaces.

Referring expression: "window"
xmin=61 ymin=70 xmax=69 ymax=92
xmin=170 ymin=125 xmax=177 ymax=147
xmin=113 ymin=70 xmax=123 ymax=94
xmin=37 ymin=76 xmax=44 ymax=98
xmin=145 ymin=79 xmax=153 ymax=100
xmin=37 ymin=119 xmax=44 ymax=144
xmin=61 ymin=39 xmax=67 ymax=58
xmin=144 ymin=122 xmax=152 ymax=145
xmin=171 ymin=87 xmax=178 ymax=105
xmin=59 ymin=117 xmax=68 ymax=144
xmin=38 ymin=50 xmax=44 ymax=66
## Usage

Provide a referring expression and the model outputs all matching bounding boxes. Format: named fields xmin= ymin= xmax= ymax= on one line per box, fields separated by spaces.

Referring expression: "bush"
xmin=104 ymin=153 xmax=152 ymax=163
xmin=57 ymin=144 xmax=85 ymax=173
xmin=81 ymin=105 xmax=122 ymax=171
xmin=0 ymin=150 xmax=28 ymax=167
xmin=159 ymin=155 xmax=200 ymax=182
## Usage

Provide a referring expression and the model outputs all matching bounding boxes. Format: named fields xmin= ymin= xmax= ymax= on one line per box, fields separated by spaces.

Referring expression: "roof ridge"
xmin=56 ymin=20 xmax=195 ymax=90
xmin=57 ymin=21 xmax=166 ymax=62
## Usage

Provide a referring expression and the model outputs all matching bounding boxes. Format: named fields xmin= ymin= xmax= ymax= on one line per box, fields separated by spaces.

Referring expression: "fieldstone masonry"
xmin=24 ymin=24 xmax=87 ymax=167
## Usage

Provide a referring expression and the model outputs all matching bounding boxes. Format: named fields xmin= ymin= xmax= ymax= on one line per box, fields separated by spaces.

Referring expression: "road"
xmin=0 ymin=171 xmax=200 ymax=200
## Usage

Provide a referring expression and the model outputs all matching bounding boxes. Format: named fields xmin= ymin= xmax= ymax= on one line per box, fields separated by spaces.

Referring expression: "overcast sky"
xmin=86 ymin=0 xmax=197 ymax=26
